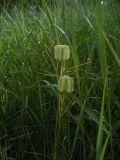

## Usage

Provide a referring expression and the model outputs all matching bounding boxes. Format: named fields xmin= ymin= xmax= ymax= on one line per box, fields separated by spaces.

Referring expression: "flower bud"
xmin=54 ymin=45 xmax=70 ymax=61
xmin=57 ymin=75 xmax=74 ymax=93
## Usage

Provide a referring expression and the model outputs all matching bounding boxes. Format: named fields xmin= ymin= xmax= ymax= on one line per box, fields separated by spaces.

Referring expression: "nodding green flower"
xmin=54 ymin=45 xmax=70 ymax=61
xmin=58 ymin=75 xmax=74 ymax=93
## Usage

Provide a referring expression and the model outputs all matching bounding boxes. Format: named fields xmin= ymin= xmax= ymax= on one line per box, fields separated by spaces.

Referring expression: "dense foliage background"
xmin=0 ymin=0 xmax=120 ymax=160
xmin=0 ymin=0 xmax=119 ymax=8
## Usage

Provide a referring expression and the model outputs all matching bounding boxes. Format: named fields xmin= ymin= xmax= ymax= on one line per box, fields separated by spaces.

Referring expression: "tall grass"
xmin=0 ymin=0 xmax=120 ymax=159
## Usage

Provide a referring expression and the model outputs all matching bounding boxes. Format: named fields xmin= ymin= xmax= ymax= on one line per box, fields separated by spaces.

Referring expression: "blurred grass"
xmin=0 ymin=0 xmax=120 ymax=159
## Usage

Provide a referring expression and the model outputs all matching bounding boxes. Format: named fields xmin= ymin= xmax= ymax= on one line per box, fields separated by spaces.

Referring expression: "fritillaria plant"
xmin=53 ymin=44 xmax=74 ymax=159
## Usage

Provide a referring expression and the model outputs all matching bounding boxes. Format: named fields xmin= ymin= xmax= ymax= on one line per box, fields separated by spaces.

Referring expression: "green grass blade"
xmin=96 ymin=78 xmax=107 ymax=160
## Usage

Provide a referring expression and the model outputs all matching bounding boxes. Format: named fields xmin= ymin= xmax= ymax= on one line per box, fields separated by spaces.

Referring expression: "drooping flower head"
xmin=57 ymin=75 xmax=74 ymax=93
xmin=54 ymin=45 xmax=70 ymax=61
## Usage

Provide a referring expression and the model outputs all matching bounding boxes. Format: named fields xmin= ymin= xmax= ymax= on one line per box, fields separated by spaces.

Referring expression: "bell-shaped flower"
xmin=57 ymin=75 xmax=74 ymax=93
xmin=54 ymin=45 xmax=70 ymax=61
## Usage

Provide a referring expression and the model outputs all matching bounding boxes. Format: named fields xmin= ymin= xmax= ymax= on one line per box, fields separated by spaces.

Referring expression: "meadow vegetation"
xmin=0 ymin=0 xmax=120 ymax=159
